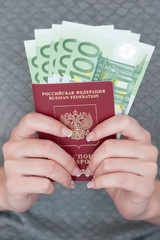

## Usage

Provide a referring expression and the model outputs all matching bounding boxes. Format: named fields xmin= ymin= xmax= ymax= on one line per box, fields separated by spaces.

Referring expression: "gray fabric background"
xmin=0 ymin=0 xmax=160 ymax=239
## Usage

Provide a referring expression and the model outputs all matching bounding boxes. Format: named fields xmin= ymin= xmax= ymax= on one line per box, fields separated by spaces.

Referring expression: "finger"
xmin=93 ymin=158 xmax=158 ymax=180
xmin=6 ymin=158 xmax=74 ymax=189
xmin=88 ymin=173 xmax=152 ymax=198
xmin=86 ymin=115 xmax=151 ymax=143
xmin=88 ymin=139 xmax=155 ymax=175
xmin=10 ymin=112 xmax=72 ymax=141
xmin=7 ymin=176 xmax=55 ymax=195
xmin=3 ymin=139 xmax=82 ymax=177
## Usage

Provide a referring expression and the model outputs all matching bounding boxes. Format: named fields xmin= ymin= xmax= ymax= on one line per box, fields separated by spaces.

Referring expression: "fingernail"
xmin=85 ymin=166 xmax=91 ymax=177
xmin=72 ymin=166 xmax=82 ymax=176
xmin=70 ymin=180 xmax=76 ymax=189
xmin=86 ymin=131 xmax=94 ymax=142
xmin=87 ymin=181 xmax=95 ymax=189
xmin=62 ymin=127 xmax=72 ymax=138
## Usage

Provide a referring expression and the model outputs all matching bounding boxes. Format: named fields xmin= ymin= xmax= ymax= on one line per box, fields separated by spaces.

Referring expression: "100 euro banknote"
xmin=51 ymin=24 xmax=140 ymax=83
xmin=60 ymin=27 xmax=154 ymax=115
xmin=24 ymin=22 xmax=154 ymax=116
xmin=24 ymin=40 xmax=39 ymax=84
xmin=34 ymin=29 xmax=52 ymax=83
xmin=25 ymin=23 xmax=116 ymax=84
xmin=51 ymin=22 xmax=120 ymax=83
xmin=25 ymin=22 xmax=140 ymax=85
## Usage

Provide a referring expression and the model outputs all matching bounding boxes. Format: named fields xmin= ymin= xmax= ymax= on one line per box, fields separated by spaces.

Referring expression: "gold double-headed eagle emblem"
xmin=60 ymin=109 xmax=93 ymax=140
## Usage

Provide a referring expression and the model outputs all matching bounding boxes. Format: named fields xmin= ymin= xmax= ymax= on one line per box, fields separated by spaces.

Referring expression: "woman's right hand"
xmin=2 ymin=112 xmax=81 ymax=212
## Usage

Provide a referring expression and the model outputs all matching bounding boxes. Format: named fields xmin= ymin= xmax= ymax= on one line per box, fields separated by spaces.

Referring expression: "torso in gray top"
xmin=0 ymin=0 xmax=160 ymax=239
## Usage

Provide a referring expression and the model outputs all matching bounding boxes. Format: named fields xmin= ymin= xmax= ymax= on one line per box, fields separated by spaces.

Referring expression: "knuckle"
xmin=2 ymin=141 xmax=12 ymax=156
xmin=118 ymin=115 xmax=132 ymax=127
xmin=146 ymin=162 xmax=158 ymax=179
xmin=116 ymin=174 xmax=127 ymax=187
xmin=2 ymin=141 xmax=16 ymax=159
xmin=2 ymin=141 xmax=19 ymax=159
xmin=146 ymin=145 xmax=159 ymax=162
xmin=144 ymin=130 xmax=151 ymax=141
xmin=41 ymin=179 xmax=52 ymax=194
xmin=45 ymin=161 xmax=57 ymax=175
xmin=96 ymin=124 xmax=103 ymax=138
xmin=6 ymin=179 xmax=19 ymax=195
xmin=150 ymin=145 xmax=159 ymax=160
xmin=97 ymin=176 xmax=107 ymax=187
xmin=118 ymin=115 xmax=140 ymax=130
xmin=101 ymin=160 xmax=108 ymax=172
xmin=102 ymin=159 xmax=113 ymax=172
xmin=23 ymin=112 xmax=37 ymax=126
xmin=2 ymin=142 xmax=11 ymax=156
xmin=4 ymin=159 xmax=14 ymax=172
xmin=102 ymin=139 xmax=116 ymax=152
xmin=42 ymin=140 xmax=55 ymax=156
xmin=106 ymin=158 xmax=114 ymax=170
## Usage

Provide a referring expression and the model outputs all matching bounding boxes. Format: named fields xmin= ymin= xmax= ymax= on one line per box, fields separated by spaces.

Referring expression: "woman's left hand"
xmin=86 ymin=115 xmax=158 ymax=220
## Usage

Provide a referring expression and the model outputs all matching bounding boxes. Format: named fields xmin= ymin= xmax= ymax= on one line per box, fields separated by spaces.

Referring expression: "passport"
xmin=32 ymin=81 xmax=115 ymax=181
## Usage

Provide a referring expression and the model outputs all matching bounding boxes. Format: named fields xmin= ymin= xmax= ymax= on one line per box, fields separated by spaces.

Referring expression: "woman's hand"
xmin=2 ymin=112 xmax=81 ymax=212
xmin=85 ymin=115 xmax=158 ymax=221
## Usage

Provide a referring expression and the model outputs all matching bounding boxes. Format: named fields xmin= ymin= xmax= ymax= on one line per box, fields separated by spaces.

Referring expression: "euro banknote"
xmin=24 ymin=40 xmax=39 ymax=83
xmin=24 ymin=21 xmax=154 ymax=115
xmin=61 ymin=27 xmax=154 ymax=114
xmin=34 ymin=28 xmax=52 ymax=83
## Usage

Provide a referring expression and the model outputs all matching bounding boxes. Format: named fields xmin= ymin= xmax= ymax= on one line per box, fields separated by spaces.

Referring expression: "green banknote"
xmin=24 ymin=21 xmax=154 ymax=117
xmin=51 ymin=26 xmax=80 ymax=83
xmin=60 ymin=25 xmax=140 ymax=85
xmin=63 ymin=21 xmax=141 ymax=41
xmin=24 ymin=40 xmax=39 ymax=84
xmin=35 ymin=29 xmax=52 ymax=83
xmin=51 ymin=23 xmax=140 ymax=83
xmin=51 ymin=22 xmax=121 ymax=83
xmin=62 ymin=21 xmax=114 ymax=30
xmin=63 ymin=28 xmax=154 ymax=114
xmin=48 ymin=24 xmax=61 ymax=82
xmin=62 ymin=21 xmax=140 ymax=40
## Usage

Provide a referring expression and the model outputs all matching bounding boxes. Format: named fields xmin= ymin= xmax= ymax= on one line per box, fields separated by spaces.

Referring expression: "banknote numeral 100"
xmin=70 ymin=42 xmax=100 ymax=80
xmin=59 ymin=39 xmax=76 ymax=76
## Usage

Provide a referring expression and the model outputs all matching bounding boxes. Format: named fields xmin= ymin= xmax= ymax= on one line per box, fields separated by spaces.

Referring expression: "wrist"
xmin=135 ymin=180 xmax=160 ymax=225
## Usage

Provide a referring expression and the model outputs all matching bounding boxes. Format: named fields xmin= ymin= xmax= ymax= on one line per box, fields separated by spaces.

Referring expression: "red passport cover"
xmin=32 ymin=81 xmax=115 ymax=181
